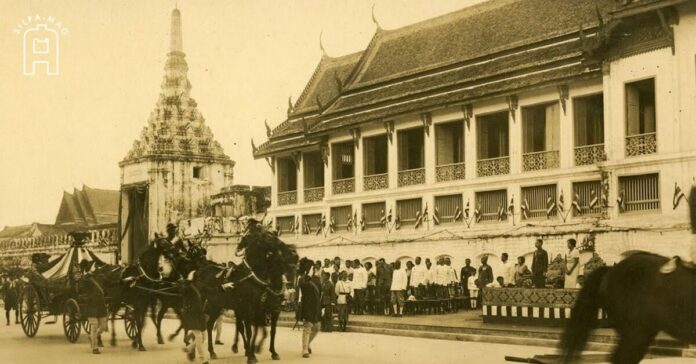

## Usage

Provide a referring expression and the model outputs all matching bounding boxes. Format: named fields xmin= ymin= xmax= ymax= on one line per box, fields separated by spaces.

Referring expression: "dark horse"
xmin=561 ymin=187 xmax=696 ymax=364
xmin=198 ymin=224 xmax=297 ymax=363
xmin=109 ymin=238 xmax=179 ymax=351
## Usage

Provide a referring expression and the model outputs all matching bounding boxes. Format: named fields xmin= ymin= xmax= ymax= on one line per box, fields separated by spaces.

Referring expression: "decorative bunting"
xmin=673 ymin=182 xmax=686 ymax=209
xmin=453 ymin=206 xmax=462 ymax=222
xmin=346 ymin=212 xmax=354 ymax=231
xmin=521 ymin=198 xmax=530 ymax=220
xmin=414 ymin=211 xmax=423 ymax=229
xmin=302 ymin=218 xmax=311 ymax=235
xmin=588 ymin=189 xmax=598 ymax=210
xmin=572 ymin=192 xmax=582 ymax=215
xmin=291 ymin=216 xmax=300 ymax=233
xmin=617 ymin=190 xmax=626 ymax=212
xmin=546 ymin=196 xmax=556 ymax=218
xmin=315 ymin=214 xmax=324 ymax=236
xmin=497 ymin=204 xmax=506 ymax=221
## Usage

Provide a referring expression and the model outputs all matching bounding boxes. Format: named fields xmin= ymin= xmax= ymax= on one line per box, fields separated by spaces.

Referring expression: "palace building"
xmin=254 ymin=0 xmax=696 ymax=272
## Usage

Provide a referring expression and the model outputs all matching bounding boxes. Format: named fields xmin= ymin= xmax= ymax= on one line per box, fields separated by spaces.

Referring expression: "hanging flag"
xmin=379 ymin=209 xmax=387 ymax=226
xmin=673 ymin=182 xmax=686 ymax=210
xmin=329 ymin=215 xmax=336 ymax=233
xmin=346 ymin=212 xmax=354 ymax=231
xmin=588 ymin=189 xmax=598 ymax=210
xmin=464 ymin=200 xmax=471 ymax=219
xmin=315 ymin=220 xmax=323 ymax=236
xmin=453 ymin=206 xmax=462 ymax=221
xmin=433 ymin=207 xmax=441 ymax=225
xmin=414 ymin=211 xmax=423 ymax=228
xmin=353 ymin=211 xmax=359 ymax=231
xmin=520 ymin=198 xmax=530 ymax=220
xmin=617 ymin=190 xmax=626 ymax=212
xmin=303 ymin=218 xmax=311 ymax=234
xmin=360 ymin=215 xmax=366 ymax=230
xmin=387 ymin=208 xmax=393 ymax=223
xmin=558 ymin=190 xmax=566 ymax=213
xmin=474 ymin=204 xmax=482 ymax=223
xmin=291 ymin=216 xmax=299 ymax=233
xmin=507 ymin=196 xmax=514 ymax=216
xmin=572 ymin=192 xmax=582 ymax=215
xmin=394 ymin=215 xmax=402 ymax=230
xmin=497 ymin=204 xmax=506 ymax=221
xmin=546 ymin=196 xmax=556 ymax=218
xmin=422 ymin=203 xmax=429 ymax=224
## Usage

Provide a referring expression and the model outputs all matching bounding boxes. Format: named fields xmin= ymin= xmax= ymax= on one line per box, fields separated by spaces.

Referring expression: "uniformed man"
xmin=165 ymin=223 xmax=186 ymax=253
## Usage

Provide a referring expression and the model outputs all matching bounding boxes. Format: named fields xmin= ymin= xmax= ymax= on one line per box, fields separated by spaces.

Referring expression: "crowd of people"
xmin=291 ymin=238 xmax=585 ymax=333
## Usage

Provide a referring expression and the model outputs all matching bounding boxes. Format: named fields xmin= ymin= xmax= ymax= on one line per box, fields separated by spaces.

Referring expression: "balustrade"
xmin=397 ymin=168 xmax=425 ymax=187
xmin=522 ymin=150 xmax=560 ymax=172
xmin=625 ymin=132 xmax=657 ymax=157
xmin=477 ymin=156 xmax=510 ymax=177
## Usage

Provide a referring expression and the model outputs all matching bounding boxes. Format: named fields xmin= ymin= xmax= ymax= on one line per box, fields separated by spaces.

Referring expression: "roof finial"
xmin=170 ymin=6 xmax=183 ymax=52
xmin=319 ymin=31 xmax=327 ymax=57
xmin=371 ymin=4 xmax=382 ymax=30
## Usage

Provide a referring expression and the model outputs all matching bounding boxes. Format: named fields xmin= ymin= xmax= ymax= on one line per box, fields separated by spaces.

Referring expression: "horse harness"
xmin=232 ymin=258 xmax=284 ymax=297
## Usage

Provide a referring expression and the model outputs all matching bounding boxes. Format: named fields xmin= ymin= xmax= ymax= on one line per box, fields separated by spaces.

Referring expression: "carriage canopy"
xmin=40 ymin=245 xmax=107 ymax=280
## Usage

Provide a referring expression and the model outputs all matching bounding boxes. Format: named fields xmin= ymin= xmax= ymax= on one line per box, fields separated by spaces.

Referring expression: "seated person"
xmin=545 ymin=254 xmax=566 ymax=288
xmin=487 ymin=276 xmax=506 ymax=288
xmin=514 ymin=256 xmax=532 ymax=287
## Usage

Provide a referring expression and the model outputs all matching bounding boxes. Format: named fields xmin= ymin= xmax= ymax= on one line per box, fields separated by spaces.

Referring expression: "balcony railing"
xmin=398 ymin=168 xmax=425 ymax=187
xmin=477 ymin=156 xmax=510 ymax=177
xmin=277 ymin=190 xmax=297 ymax=206
xmin=625 ymin=132 xmax=657 ymax=157
xmin=436 ymin=162 xmax=465 ymax=182
xmin=522 ymin=150 xmax=560 ymax=172
xmin=364 ymin=173 xmax=389 ymax=191
xmin=303 ymin=186 xmax=325 ymax=203
xmin=332 ymin=178 xmax=355 ymax=195
xmin=574 ymin=143 xmax=606 ymax=166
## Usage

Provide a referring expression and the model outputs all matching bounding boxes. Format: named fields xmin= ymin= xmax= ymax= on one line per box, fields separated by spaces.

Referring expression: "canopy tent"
xmin=40 ymin=245 xmax=107 ymax=280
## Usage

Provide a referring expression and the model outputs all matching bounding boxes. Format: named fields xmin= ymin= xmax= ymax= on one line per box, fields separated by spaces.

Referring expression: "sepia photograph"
xmin=1 ymin=0 xmax=696 ymax=363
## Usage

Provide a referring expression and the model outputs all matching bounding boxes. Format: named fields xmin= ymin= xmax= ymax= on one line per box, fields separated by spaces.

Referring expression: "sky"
xmin=0 ymin=0 xmax=485 ymax=229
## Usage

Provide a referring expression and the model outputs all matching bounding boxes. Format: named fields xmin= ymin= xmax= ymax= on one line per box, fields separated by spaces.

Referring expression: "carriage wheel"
xmin=82 ymin=319 xmax=91 ymax=335
xmin=63 ymin=299 xmax=82 ymax=343
xmin=124 ymin=306 xmax=139 ymax=340
xmin=19 ymin=285 xmax=41 ymax=337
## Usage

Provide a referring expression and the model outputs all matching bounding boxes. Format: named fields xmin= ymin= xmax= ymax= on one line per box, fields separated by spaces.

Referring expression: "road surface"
xmin=0 ymin=319 xmax=692 ymax=363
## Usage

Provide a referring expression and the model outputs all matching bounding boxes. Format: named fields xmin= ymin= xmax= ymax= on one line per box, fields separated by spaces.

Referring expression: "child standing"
xmin=334 ymin=271 xmax=351 ymax=332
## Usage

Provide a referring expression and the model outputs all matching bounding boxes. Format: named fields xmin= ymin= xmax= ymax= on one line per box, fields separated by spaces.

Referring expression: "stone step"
xmin=276 ymin=316 xmax=687 ymax=357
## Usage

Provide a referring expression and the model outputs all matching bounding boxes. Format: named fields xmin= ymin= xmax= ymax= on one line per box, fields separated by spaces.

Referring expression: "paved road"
xmin=0 ymin=319 xmax=692 ymax=363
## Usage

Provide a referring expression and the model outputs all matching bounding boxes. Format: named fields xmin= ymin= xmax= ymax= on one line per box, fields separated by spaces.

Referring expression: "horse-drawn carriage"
xmin=17 ymin=243 xmax=139 ymax=343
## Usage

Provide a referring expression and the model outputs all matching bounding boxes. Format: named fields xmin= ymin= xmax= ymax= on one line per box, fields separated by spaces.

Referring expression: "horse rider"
xmin=159 ymin=222 xmax=187 ymax=254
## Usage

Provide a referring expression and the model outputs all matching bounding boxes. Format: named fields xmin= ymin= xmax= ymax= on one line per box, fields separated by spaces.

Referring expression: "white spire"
xmin=170 ymin=8 xmax=183 ymax=53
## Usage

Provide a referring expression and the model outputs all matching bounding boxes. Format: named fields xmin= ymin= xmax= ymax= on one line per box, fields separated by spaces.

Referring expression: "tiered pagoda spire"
xmin=122 ymin=8 xmax=230 ymax=165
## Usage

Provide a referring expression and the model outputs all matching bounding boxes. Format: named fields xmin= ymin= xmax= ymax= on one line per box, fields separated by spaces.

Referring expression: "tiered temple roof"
xmin=254 ymin=0 xmax=677 ymax=158
xmin=121 ymin=8 xmax=232 ymax=166
xmin=54 ymin=185 xmax=119 ymax=228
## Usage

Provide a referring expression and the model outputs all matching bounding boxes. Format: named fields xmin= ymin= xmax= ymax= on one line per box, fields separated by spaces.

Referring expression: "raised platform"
xmin=481 ymin=287 xmax=608 ymax=327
